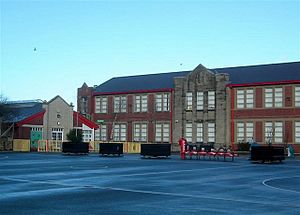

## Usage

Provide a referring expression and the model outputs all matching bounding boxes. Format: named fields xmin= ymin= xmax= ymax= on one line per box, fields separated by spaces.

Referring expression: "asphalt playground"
xmin=0 ymin=152 xmax=299 ymax=215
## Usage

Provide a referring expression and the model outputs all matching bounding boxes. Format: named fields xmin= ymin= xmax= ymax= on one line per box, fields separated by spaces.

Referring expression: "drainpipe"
xmin=230 ymin=87 xmax=235 ymax=150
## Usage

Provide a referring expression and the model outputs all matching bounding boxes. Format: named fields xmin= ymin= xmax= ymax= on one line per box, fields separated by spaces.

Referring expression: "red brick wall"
xmin=255 ymin=121 xmax=263 ymax=143
xmin=284 ymin=86 xmax=293 ymax=107
xmin=256 ymin=88 xmax=263 ymax=108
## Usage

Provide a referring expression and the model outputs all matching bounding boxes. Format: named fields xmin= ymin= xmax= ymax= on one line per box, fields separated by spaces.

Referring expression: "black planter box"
xmin=251 ymin=145 xmax=285 ymax=163
xmin=141 ymin=144 xmax=171 ymax=158
xmin=99 ymin=143 xmax=123 ymax=156
xmin=62 ymin=142 xmax=89 ymax=154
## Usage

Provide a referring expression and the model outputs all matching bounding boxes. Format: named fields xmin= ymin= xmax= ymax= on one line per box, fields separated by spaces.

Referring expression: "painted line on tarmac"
xmin=262 ymin=176 xmax=300 ymax=194
xmin=102 ymin=186 xmax=300 ymax=208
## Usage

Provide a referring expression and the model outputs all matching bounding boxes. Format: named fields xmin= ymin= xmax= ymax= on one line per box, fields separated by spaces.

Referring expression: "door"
xmin=30 ymin=128 xmax=43 ymax=151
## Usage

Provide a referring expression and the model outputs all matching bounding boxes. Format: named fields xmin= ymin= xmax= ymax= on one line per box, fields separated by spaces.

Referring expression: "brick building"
xmin=77 ymin=61 xmax=300 ymax=152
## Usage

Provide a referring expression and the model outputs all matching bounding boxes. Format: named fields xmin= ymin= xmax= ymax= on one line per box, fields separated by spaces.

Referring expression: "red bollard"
xmin=178 ymin=137 xmax=187 ymax=160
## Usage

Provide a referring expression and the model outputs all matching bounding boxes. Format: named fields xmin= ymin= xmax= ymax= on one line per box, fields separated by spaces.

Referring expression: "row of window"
xmin=95 ymin=93 xmax=170 ymax=114
xmin=186 ymin=91 xmax=216 ymax=110
xmin=94 ymin=122 xmax=170 ymax=143
xmin=185 ymin=122 xmax=215 ymax=143
xmin=237 ymin=121 xmax=300 ymax=143
xmin=237 ymin=86 xmax=300 ymax=109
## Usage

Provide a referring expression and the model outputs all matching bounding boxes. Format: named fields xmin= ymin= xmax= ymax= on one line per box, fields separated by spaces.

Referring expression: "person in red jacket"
xmin=178 ymin=137 xmax=187 ymax=160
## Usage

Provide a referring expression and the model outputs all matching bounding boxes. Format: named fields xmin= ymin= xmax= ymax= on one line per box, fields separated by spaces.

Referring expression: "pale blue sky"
xmin=1 ymin=0 xmax=299 ymax=109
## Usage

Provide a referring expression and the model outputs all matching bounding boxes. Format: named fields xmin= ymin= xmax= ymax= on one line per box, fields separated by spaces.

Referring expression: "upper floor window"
xmin=186 ymin=92 xmax=193 ymax=110
xmin=295 ymin=86 xmax=300 ymax=107
xmin=265 ymin=87 xmax=282 ymax=108
xmin=237 ymin=89 xmax=254 ymax=109
xmin=95 ymin=96 xmax=107 ymax=113
xmin=156 ymin=93 xmax=170 ymax=112
xmin=208 ymin=91 xmax=215 ymax=110
xmin=114 ymin=96 xmax=127 ymax=113
xmin=134 ymin=95 xmax=148 ymax=112
xmin=81 ymin=97 xmax=88 ymax=114
xmin=196 ymin=92 xmax=204 ymax=110
xmin=133 ymin=123 xmax=147 ymax=142
xmin=155 ymin=122 xmax=170 ymax=143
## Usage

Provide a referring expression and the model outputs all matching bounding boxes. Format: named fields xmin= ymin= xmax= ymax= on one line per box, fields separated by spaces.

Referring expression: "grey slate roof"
xmin=2 ymin=101 xmax=44 ymax=123
xmin=94 ymin=62 xmax=300 ymax=94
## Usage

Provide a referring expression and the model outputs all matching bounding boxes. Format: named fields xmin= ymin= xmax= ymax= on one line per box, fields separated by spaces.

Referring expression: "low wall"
xmin=13 ymin=139 xmax=30 ymax=152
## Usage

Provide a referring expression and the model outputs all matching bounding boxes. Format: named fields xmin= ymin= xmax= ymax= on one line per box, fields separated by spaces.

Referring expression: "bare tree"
xmin=0 ymin=94 xmax=9 ymax=136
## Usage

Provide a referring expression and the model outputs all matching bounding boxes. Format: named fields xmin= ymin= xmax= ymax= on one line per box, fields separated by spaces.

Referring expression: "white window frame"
xmin=186 ymin=92 xmax=193 ymax=110
xmin=208 ymin=122 xmax=215 ymax=143
xmin=134 ymin=95 xmax=148 ymax=112
xmin=237 ymin=90 xmax=245 ymax=109
xmin=237 ymin=89 xmax=254 ymax=109
xmin=185 ymin=123 xmax=193 ymax=143
xmin=113 ymin=123 xmax=127 ymax=142
xmin=265 ymin=121 xmax=283 ymax=144
xmin=196 ymin=123 xmax=203 ymax=143
xmin=265 ymin=87 xmax=283 ymax=108
xmin=95 ymin=96 xmax=107 ymax=113
xmin=208 ymin=91 xmax=215 ymax=110
xmin=295 ymin=86 xmax=300 ymax=107
xmin=295 ymin=122 xmax=300 ymax=143
xmin=51 ymin=128 xmax=63 ymax=141
xmin=114 ymin=96 xmax=127 ymax=113
xmin=155 ymin=93 xmax=170 ymax=112
xmin=236 ymin=122 xmax=245 ymax=142
xmin=95 ymin=124 xmax=107 ymax=141
xmin=155 ymin=122 xmax=170 ymax=143
xmin=82 ymin=129 xmax=93 ymax=142
xmin=246 ymin=89 xmax=254 ymax=108
xmin=133 ymin=123 xmax=147 ymax=142
xmin=196 ymin=92 xmax=204 ymax=110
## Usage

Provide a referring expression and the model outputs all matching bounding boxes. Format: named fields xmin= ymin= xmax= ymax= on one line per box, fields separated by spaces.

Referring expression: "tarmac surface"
xmin=0 ymin=152 xmax=299 ymax=215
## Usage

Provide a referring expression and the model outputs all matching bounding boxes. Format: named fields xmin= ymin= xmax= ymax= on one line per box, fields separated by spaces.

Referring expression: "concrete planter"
xmin=62 ymin=142 xmax=89 ymax=154
xmin=141 ymin=144 xmax=171 ymax=158
xmin=99 ymin=143 xmax=123 ymax=156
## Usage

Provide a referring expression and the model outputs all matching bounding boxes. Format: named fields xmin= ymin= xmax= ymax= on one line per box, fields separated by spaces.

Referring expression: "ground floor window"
xmin=196 ymin=123 xmax=203 ymax=143
xmin=295 ymin=122 xmax=300 ymax=143
xmin=236 ymin=122 xmax=254 ymax=143
xmin=155 ymin=122 xmax=170 ymax=143
xmin=95 ymin=124 xmax=107 ymax=141
xmin=82 ymin=129 xmax=93 ymax=142
xmin=265 ymin=121 xmax=283 ymax=144
xmin=208 ymin=122 xmax=215 ymax=143
xmin=133 ymin=123 xmax=147 ymax=142
xmin=185 ymin=123 xmax=192 ymax=142
xmin=52 ymin=128 xmax=63 ymax=141
xmin=113 ymin=123 xmax=127 ymax=141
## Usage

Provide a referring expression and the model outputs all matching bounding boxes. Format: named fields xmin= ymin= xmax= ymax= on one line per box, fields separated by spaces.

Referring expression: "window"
xmin=133 ymin=123 xmax=147 ymax=142
xmin=51 ymin=128 xmax=63 ymax=141
xmin=31 ymin=127 xmax=43 ymax=132
xmin=237 ymin=122 xmax=245 ymax=142
xmin=95 ymin=96 xmax=107 ymax=113
xmin=135 ymin=95 xmax=148 ymax=112
xmin=114 ymin=96 xmax=127 ymax=113
xmin=196 ymin=92 xmax=204 ymax=110
xmin=295 ymin=86 xmax=300 ymax=107
xmin=83 ymin=129 xmax=92 ymax=142
xmin=237 ymin=122 xmax=254 ymax=142
xmin=156 ymin=93 xmax=170 ymax=112
xmin=208 ymin=91 xmax=215 ymax=110
xmin=196 ymin=123 xmax=203 ymax=143
xmin=265 ymin=121 xmax=283 ymax=144
xmin=81 ymin=97 xmax=88 ymax=114
xmin=208 ymin=122 xmax=215 ymax=142
xmin=113 ymin=123 xmax=127 ymax=141
xmin=155 ymin=122 xmax=170 ymax=143
xmin=186 ymin=92 xmax=192 ymax=110
xmin=237 ymin=90 xmax=245 ymax=109
xmin=265 ymin=87 xmax=282 ymax=108
xmin=185 ymin=123 xmax=192 ymax=142
xmin=274 ymin=88 xmax=283 ymax=107
xmin=246 ymin=89 xmax=254 ymax=108
xmin=237 ymin=89 xmax=254 ymax=109
xmin=95 ymin=124 xmax=107 ymax=141
xmin=295 ymin=122 xmax=300 ymax=143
